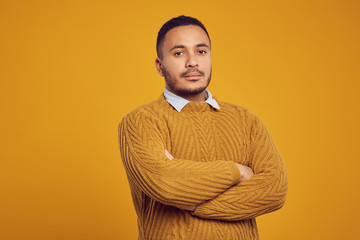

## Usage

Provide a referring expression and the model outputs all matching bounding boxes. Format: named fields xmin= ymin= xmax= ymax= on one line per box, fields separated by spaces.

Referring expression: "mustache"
xmin=180 ymin=68 xmax=205 ymax=78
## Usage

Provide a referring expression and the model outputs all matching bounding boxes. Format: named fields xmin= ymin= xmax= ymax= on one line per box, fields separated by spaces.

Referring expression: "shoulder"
xmin=120 ymin=95 xmax=168 ymax=126
xmin=215 ymin=98 xmax=260 ymax=123
xmin=215 ymin=98 xmax=269 ymax=138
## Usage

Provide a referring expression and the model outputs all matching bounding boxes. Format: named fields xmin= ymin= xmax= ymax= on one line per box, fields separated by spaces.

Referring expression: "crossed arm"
xmin=119 ymin=110 xmax=287 ymax=221
xmin=174 ymin=115 xmax=288 ymax=221
xmin=119 ymin=110 xmax=242 ymax=207
xmin=165 ymin=149 xmax=255 ymax=212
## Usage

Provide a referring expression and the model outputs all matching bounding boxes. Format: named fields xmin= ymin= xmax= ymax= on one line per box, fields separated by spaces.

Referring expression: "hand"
xmin=174 ymin=204 xmax=196 ymax=212
xmin=164 ymin=149 xmax=174 ymax=160
xmin=236 ymin=163 xmax=254 ymax=182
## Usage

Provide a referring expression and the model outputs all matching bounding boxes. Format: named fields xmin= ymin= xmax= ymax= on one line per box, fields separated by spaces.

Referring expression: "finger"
xmin=164 ymin=149 xmax=174 ymax=160
xmin=174 ymin=204 xmax=196 ymax=211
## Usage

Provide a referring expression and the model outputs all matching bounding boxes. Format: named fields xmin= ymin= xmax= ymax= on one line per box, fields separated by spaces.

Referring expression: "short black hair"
xmin=156 ymin=15 xmax=210 ymax=58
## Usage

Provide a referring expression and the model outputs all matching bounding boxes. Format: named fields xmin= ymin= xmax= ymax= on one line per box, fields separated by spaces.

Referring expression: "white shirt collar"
xmin=163 ymin=87 xmax=220 ymax=112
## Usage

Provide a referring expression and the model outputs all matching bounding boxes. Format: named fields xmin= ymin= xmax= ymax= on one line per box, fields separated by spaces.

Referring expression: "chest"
xmin=162 ymin=112 xmax=251 ymax=165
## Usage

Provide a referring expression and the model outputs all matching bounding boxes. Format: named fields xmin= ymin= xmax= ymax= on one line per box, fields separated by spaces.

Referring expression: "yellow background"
xmin=1 ymin=0 xmax=359 ymax=239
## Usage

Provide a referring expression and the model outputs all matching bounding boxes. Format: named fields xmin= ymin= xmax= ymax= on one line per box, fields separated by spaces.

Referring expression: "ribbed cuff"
xmin=191 ymin=203 xmax=211 ymax=218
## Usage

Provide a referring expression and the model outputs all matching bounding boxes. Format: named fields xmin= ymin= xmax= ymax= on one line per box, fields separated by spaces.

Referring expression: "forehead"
xmin=162 ymin=25 xmax=210 ymax=49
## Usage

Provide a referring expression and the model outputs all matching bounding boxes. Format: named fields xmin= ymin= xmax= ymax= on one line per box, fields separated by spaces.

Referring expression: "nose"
xmin=186 ymin=53 xmax=199 ymax=68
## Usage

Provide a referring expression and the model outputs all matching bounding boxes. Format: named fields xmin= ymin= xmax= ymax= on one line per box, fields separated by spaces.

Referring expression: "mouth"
xmin=181 ymin=69 xmax=204 ymax=81
xmin=183 ymin=73 xmax=202 ymax=80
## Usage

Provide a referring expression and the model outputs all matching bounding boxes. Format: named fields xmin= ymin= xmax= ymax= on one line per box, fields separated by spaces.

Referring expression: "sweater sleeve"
xmin=191 ymin=115 xmax=288 ymax=221
xmin=118 ymin=109 xmax=241 ymax=207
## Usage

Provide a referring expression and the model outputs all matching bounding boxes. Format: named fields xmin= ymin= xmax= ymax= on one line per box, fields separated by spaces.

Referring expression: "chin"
xmin=166 ymin=75 xmax=211 ymax=96
xmin=175 ymin=85 xmax=207 ymax=95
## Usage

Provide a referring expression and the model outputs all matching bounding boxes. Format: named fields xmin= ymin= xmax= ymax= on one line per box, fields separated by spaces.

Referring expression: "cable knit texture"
xmin=118 ymin=94 xmax=287 ymax=240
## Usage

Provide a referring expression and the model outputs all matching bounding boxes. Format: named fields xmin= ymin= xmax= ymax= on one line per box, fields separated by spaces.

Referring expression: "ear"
xmin=155 ymin=58 xmax=164 ymax=77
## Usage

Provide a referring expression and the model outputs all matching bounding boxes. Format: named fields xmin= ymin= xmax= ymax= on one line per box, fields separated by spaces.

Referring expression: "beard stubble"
xmin=163 ymin=67 xmax=212 ymax=96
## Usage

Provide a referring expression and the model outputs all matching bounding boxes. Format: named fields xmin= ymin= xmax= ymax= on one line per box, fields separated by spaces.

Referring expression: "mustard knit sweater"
xmin=118 ymin=94 xmax=287 ymax=240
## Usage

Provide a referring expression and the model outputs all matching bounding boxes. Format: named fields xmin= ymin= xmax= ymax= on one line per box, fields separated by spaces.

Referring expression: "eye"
xmin=174 ymin=51 xmax=183 ymax=56
xmin=198 ymin=50 xmax=207 ymax=54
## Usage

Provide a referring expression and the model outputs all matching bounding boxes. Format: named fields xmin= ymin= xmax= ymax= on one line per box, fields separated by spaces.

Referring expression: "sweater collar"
xmin=163 ymin=87 xmax=220 ymax=112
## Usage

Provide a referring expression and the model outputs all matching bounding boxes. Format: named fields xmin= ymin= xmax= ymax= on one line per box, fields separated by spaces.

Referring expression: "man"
xmin=118 ymin=15 xmax=287 ymax=240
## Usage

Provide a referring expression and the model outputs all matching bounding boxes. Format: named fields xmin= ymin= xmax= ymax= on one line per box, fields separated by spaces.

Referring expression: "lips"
xmin=184 ymin=74 xmax=202 ymax=81
xmin=184 ymin=73 xmax=202 ymax=78
xmin=180 ymin=69 xmax=205 ymax=80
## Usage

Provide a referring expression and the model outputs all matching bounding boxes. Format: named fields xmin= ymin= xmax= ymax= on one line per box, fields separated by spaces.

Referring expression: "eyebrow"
xmin=196 ymin=43 xmax=210 ymax=48
xmin=168 ymin=43 xmax=210 ymax=53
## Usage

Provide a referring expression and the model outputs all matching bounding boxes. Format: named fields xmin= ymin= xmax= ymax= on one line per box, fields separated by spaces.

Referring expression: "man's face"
xmin=155 ymin=25 xmax=212 ymax=97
